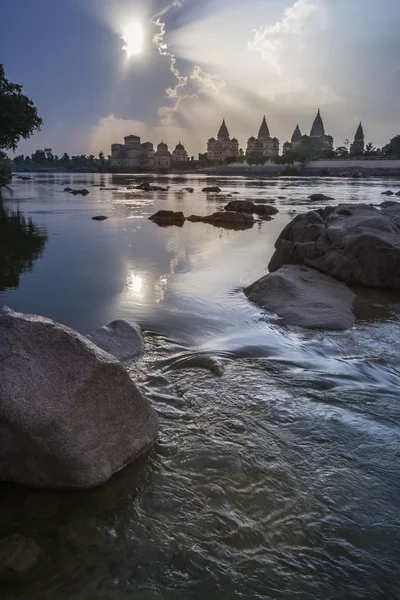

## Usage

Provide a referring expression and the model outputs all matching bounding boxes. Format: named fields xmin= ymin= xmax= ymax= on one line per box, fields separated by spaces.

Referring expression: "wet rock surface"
xmin=86 ymin=320 xmax=145 ymax=363
xmin=149 ymin=210 xmax=185 ymax=225
xmin=269 ymin=204 xmax=400 ymax=289
xmin=0 ymin=534 xmax=42 ymax=581
xmin=0 ymin=308 xmax=159 ymax=489
xmin=245 ymin=264 xmax=356 ymax=330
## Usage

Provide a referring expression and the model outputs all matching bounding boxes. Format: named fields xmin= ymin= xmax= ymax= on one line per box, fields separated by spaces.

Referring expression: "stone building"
xmin=111 ymin=135 xmax=154 ymax=169
xmin=350 ymin=122 xmax=365 ymax=155
xmin=171 ymin=142 xmax=190 ymax=164
xmin=246 ymin=116 xmax=279 ymax=157
xmin=207 ymin=120 xmax=239 ymax=162
xmin=308 ymin=109 xmax=334 ymax=149
xmin=282 ymin=110 xmax=333 ymax=153
xmin=283 ymin=125 xmax=302 ymax=153
xmin=154 ymin=141 xmax=171 ymax=170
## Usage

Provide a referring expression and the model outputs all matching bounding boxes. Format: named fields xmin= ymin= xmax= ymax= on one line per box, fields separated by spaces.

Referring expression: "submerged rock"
xmin=63 ymin=187 xmax=73 ymax=192
xmin=224 ymin=200 xmax=254 ymax=213
xmin=92 ymin=215 xmax=108 ymax=221
xmin=245 ymin=265 xmax=356 ymax=330
xmin=87 ymin=320 xmax=145 ymax=362
xmin=149 ymin=210 xmax=185 ymax=225
xmin=253 ymin=204 xmax=279 ymax=217
xmin=183 ymin=187 xmax=194 ymax=193
xmin=381 ymin=190 xmax=394 ymax=196
xmin=202 ymin=186 xmax=221 ymax=193
xmin=0 ymin=308 xmax=159 ymax=488
xmin=188 ymin=211 xmax=254 ymax=230
xmin=71 ymin=189 xmax=89 ymax=196
xmin=308 ymin=193 xmax=334 ymax=202
xmin=0 ymin=534 xmax=42 ymax=581
xmin=269 ymin=204 xmax=400 ymax=289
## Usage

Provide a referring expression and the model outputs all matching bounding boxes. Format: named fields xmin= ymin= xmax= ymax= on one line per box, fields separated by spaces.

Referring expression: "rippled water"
xmin=1 ymin=174 xmax=400 ymax=599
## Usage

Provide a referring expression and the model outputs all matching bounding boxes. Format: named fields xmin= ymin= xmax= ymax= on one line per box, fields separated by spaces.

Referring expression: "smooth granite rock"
xmin=269 ymin=204 xmax=400 ymax=289
xmin=224 ymin=200 xmax=254 ymax=213
xmin=87 ymin=320 xmax=145 ymax=362
xmin=187 ymin=211 xmax=254 ymax=230
xmin=0 ymin=308 xmax=159 ymax=489
xmin=245 ymin=265 xmax=356 ymax=330
xmin=202 ymin=186 xmax=221 ymax=193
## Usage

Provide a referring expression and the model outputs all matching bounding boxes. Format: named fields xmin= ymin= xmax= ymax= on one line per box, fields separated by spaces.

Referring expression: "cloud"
xmin=248 ymin=0 xmax=325 ymax=85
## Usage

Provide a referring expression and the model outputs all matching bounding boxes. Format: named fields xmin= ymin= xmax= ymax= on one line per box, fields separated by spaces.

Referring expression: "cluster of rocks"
xmin=63 ymin=187 xmax=90 ymax=196
xmin=149 ymin=201 xmax=279 ymax=229
xmin=128 ymin=182 xmax=170 ymax=192
xmin=381 ymin=190 xmax=400 ymax=196
xmin=245 ymin=201 xmax=400 ymax=330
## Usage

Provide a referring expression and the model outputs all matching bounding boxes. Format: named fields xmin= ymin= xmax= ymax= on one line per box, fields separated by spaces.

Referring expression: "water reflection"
xmin=0 ymin=201 xmax=47 ymax=291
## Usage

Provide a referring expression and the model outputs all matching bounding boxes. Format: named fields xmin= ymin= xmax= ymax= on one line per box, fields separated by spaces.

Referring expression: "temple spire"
xmin=217 ymin=119 xmax=230 ymax=140
xmin=257 ymin=116 xmax=270 ymax=139
xmin=354 ymin=121 xmax=364 ymax=141
xmin=291 ymin=124 xmax=302 ymax=142
xmin=310 ymin=108 xmax=325 ymax=137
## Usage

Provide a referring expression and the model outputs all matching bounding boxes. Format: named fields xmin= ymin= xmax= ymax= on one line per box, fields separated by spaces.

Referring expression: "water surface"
xmin=1 ymin=174 xmax=399 ymax=599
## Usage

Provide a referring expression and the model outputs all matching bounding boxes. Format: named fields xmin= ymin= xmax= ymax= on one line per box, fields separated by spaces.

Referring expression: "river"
xmin=1 ymin=173 xmax=399 ymax=599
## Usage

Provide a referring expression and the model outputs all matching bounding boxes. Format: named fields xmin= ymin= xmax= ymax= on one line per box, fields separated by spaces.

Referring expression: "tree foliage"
xmin=382 ymin=135 xmax=400 ymax=157
xmin=0 ymin=65 xmax=42 ymax=152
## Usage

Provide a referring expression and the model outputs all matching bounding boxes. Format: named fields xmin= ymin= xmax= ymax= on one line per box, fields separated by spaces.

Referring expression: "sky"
xmin=1 ymin=0 xmax=400 ymax=157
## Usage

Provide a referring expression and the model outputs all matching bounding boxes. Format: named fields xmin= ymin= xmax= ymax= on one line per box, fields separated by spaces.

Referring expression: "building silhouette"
xmin=207 ymin=119 xmax=239 ymax=162
xmin=350 ymin=122 xmax=365 ymax=155
xmin=246 ymin=116 xmax=279 ymax=157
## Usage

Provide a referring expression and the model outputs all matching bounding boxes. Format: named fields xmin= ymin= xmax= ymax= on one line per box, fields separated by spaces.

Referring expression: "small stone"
xmin=92 ymin=216 xmax=108 ymax=221
xmin=0 ymin=534 xmax=42 ymax=581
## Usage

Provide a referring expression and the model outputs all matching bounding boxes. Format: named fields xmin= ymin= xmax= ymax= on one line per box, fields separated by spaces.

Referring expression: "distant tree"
xmin=364 ymin=142 xmax=377 ymax=156
xmin=24 ymin=155 xmax=31 ymax=165
xmin=31 ymin=150 xmax=46 ymax=164
xmin=382 ymin=135 xmax=400 ymax=157
xmin=225 ymin=156 xmax=237 ymax=165
xmin=44 ymin=148 xmax=54 ymax=163
xmin=13 ymin=154 xmax=25 ymax=165
xmin=0 ymin=64 xmax=42 ymax=152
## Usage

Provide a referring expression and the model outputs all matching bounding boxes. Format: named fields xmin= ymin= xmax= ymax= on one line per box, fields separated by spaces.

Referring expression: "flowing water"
xmin=0 ymin=174 xmax=399 ymax=599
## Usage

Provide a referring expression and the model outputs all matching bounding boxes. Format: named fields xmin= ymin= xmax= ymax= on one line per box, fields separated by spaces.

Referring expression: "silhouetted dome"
xmin=208 ymin=137 xmax=216 ymax=143
xmin=157 ymin=142 xmax=168 ymax=150
xmin=248 ymin=136 xmax=256 ymax=142
xmin=231 ymin=137 xmax=238 ymax=143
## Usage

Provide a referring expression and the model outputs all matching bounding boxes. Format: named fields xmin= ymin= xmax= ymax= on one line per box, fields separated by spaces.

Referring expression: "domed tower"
xmin=257 ymin=116 xmax=270 ymax=140
xmin=310 ymin=109 xmax=325 ymax=138
xmin=207 ymin=119 xmax=239 ymax=162
xmin=154 ymin=141 xmax=171 ymax=170
xmin=291 ymin=124 xmax=302 ymax=149
xmin=350 ymin=122 xmax=365 ymax=155
xmin=246 ymin=116 xmax=278 ymax=158
xmin=172 ymin=141 xmax=189 ymax=163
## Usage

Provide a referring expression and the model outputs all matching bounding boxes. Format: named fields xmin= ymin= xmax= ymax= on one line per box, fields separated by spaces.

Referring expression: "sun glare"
xmin=122 ymin=22 xmax=145 ymax=57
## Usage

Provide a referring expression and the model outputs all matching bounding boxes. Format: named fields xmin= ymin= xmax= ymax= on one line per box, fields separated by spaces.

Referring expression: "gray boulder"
xmin=92 ymin=216 xmax=108 ymax=221
xmin=0 ymin=308 xmax=159 ymax=489
xmin=269 ymin=204 xmax=400 ymax=289
xmin=381 ymin=190 xmax=394 ymax=196
xmin=245 ymin=265 xmax=356 ymax=330
xmin=86 ymin=320 xmax=145 ymax=362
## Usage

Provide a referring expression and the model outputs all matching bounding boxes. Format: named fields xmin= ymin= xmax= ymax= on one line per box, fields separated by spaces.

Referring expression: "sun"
xmin=121 ymin=22 xmax=145 ymax=57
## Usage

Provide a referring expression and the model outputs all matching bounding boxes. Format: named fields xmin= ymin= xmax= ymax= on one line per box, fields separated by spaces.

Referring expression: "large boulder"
xmin=269 ymin=204 xmax=400 ymax=289
xmin=253 ymin=204 xmax=279 ymax=217
xmin=245 ymin=265 xmax=356 ymax=330
xmin=308 ymin=193 xmax=334 ymax=202
xmin=0 ymin=308 xmax=159 ymax=489
xmin=87 ymin=320 xmax=145 ymax=362
xmin=202 ymin=186 xmax=221 ymax=193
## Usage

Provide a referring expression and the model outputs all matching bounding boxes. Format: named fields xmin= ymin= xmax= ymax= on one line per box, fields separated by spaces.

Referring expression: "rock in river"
xmin=202 ymin=186 xmax=221 ymax=193
xmin=87 ymin=319 xmax=145 ymax=362
xmin=0 ymin=308 xmax=159 ymax=489
xmin=149 ymin=210 xmax=185 ymax=225
xmin=92 ymin=215 xmax=108 ymax=221
xmin=245 ymin=265 xmax=356 ymax=330
xmin=187 ymin=211 xmax=254 ymax=230
xmin=308 ymin=193 xmax=334 ymax=202
xmin=269 ymin=204 xmax=400 ymax=289
xmin=0 ymin=534 xmax=42 ymax=581
xmin=224 ymin=200 xmax=254 ymax=213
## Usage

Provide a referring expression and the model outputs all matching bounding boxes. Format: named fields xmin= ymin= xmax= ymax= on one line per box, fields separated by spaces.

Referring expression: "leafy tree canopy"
xmin=0 ymin=64 xmax=42 ymax=152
